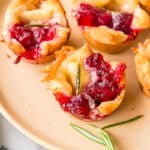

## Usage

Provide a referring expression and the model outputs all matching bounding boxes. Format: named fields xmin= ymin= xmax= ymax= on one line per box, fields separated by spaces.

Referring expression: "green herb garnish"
xmin=25 ymin=24 xmax=49 ymax=27
xmin=70 ymin=114 xmax=143 ymax=149
xmin=70 ymin=123 xmax=105 ymax=145
xmin=76 ymin=63 xmax=81 ymax=95
xmin=102 ymin=114 xmax=143 ymax=129
xmin=100 ymin=129 xmax=115 ymax=150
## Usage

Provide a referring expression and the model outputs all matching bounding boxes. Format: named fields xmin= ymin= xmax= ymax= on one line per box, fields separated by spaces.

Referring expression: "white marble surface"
xmin=0 ymin=114 xmax=46 ymax=150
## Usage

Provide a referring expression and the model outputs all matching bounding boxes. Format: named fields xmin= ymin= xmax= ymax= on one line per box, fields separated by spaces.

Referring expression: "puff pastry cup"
xmin=134 ymin=39 xmax=150 ymax=97
xmin=73 ymin=0 xmax=150 ymax=53
xmin=44 ymin=45 xmax=126 ymax=121
xmin=1 ymin=0 xmax=70 ymax=64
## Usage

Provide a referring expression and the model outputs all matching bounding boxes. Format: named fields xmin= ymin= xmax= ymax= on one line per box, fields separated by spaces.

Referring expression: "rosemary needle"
xmin=100 ymin=129 xmax=115 ymax=150
xmin=25 ymin=24 xmax=49 ymax=27
xmin=76 ymin=63 xmax=81 ymax=95
xmin=70 ymin=123 xmax=105 ymax=145
xmin=102 ymin=114 xmax=143 ymax=129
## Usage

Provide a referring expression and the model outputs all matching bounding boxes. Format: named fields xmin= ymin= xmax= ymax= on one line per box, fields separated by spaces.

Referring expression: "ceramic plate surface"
xmin=0 ymin=0 xmax=150 ymax=150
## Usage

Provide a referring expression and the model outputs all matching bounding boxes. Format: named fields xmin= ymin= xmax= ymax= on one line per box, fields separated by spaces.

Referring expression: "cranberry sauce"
xmin=75 ymin=3 xmax=138 ymax=39
xmin=9 ymin=24 xmax=56 ymax=60
xmin=55 ymin=53 xmax=126 ymax=120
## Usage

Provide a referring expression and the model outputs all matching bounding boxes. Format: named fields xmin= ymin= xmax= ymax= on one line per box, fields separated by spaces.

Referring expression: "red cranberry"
xmin=55 ymin=93 xmax=71 ymax=104
xmin=114 ymin=63 xmax=126 ymax=83
xmin=9 ymin=24 xmax=56 ymax=60
xmin=113 ymin=13 xmax=133 ymax=35
xmin=10 ymin=24 xmax=34 ymax=49
xmin=84 ymin=80 xmax=122 ymax=102
xmin=21 ymin=49 xmax=41 ymax=60
xmin=76 ymin=3 xmax=112 ymax=27
xmin=84 ymin=54 xmax=126 ymax=102
xmin=63 ymin=94 xmax=90 ymax=118
xmin=76 ymin=3 xmax=138 ymax=38
xmin=85 ymin=53 xmax=111 ymax=70
xmin=14 ymin=55 xmax=22 ymax=64
xmin=76 ymin=4 xmax=99 ymax=26
xmin=56 ymin=93 xmax=91 ymax=119
xmin=98 ymin=11 xmax=113 ymax=27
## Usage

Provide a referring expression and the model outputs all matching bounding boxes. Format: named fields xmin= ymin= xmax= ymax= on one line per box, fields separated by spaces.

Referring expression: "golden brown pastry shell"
xmin=135 ymin=54 xmax=150 ymax=97
xmin=83 ymin=30 xmax=131 ymax=53
xmin=134 ymin=39 xmax=150 ymax=97
xmin=44 ymin=45 xmax=126 ymax=120
xmin=74 ymin=0 xmax=150 ymax=53
xmin=1 ymin=0 xmax=70 ymax=64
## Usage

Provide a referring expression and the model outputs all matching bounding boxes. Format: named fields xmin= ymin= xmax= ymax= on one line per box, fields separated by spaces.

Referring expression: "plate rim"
xmin=0 ymin=104 xmax=62 ymax=150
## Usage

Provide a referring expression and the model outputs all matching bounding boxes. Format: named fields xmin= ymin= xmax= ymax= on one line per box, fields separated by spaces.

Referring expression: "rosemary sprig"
xmin=75 ymin=63 xmax=81 ymax=95
xmin=70 ymin=123 xmax=105 ymax=145
xmin=102 ymin=115 xmax=143 ymax=129
xmin=70 ymin=115 xmax=143 ymax=149
xmin=100 ymin=129 xmax=115 ymax=150
xmin=25 ymin=24 xmax=49 ymax=27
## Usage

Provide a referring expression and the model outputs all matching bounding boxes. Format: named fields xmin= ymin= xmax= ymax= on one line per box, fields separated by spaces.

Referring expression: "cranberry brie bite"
xmin=73 ymin=0 xmax=150 ymax=53
xmin=2 ymin=0 xmax=70 ymax=64
xmin=44 ymin=45 xmax=126 ymax=121
xmin=134 ymin=39 xmax=150 ymax=97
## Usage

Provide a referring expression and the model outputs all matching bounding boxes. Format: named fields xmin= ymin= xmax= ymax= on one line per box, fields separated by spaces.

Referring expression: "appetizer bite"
xmin=44 ymin=45 xmax=126 ymax=121
xmin=1 ymin=0 xmax=70 ymax=64
xmin=134 ymin=39 xmax=150 ymax=97
xmin=73 ymin=0 xmax=150 ymax=53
